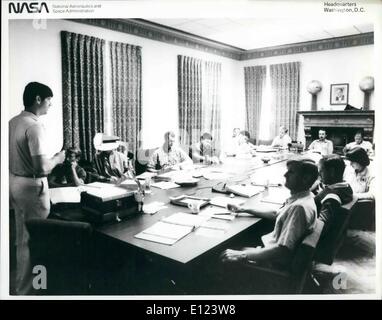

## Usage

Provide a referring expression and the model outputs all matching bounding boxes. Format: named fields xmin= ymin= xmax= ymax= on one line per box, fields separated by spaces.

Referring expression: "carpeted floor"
xmin=313 ymin=229 xmax=376 ymax=294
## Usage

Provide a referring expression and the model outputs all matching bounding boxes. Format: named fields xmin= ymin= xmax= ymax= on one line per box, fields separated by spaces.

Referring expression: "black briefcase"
xmin=80 ymin=190 xmax=139 ymax=225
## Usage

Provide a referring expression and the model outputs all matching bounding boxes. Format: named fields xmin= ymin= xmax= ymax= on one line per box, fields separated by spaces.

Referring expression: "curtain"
xmin=109 ymin=41 xmax=142 ymax=156
xmin=178 ymin=55 xmax=222 ymax=149
xmin=244 ymin=66 xmax=266 ymax=143
xmin=269 ymin=62 xmax=300 ymax=140
xmin=61 ymin=31 xmax=105 ymax=161
xmin=202 ymin=61 xmax=222 ymax=149
xmin=178 ymin=55 xmax=203 ymax=147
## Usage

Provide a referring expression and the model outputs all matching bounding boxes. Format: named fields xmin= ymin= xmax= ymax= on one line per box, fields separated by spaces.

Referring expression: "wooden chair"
xmin=238 ymin=219 xmax=324 ymax=294
xmin=26 ymin=218 xmax=94 ymax=295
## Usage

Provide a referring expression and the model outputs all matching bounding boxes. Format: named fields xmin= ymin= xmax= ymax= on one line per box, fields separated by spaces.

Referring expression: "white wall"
xmin=240 ymin=45 xmax=375 ymax=143
xmin=9 ymin=19 xmax=374 ymax=154
xmin=241 ymin=45 xmax=375 ymax=111
xmin=9 ymin=19 xmax=243 ymax=155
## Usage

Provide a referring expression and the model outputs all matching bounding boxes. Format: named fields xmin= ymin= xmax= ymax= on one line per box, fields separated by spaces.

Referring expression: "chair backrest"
xmin=135 ymin=148 xmax=157 ymax=174
xmin=315 ymin=196 xmax=358 ymax=265
xmin=349 ymin=199 xmax=375 ymax=231
xmin=26 ymin=218 xmax=93 ymax=295
xmin=290 ymin=219 xmax=324 ymax=293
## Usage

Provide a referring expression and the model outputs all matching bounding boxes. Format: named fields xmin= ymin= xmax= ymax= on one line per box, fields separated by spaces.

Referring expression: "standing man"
xmin=308 ymin=129 xmax=334 ymax=156
xmin=9 ymin=82 xmax=65 ymax=295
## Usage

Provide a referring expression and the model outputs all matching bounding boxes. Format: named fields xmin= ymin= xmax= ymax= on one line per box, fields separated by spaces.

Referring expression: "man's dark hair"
xmin=23 ymin=82 xmax=53 ymax=108
xmin=201 ymin=132 xmax=213 ymax=141
xmin=319 ymin=155 xmax=346 ymax=182
xmin=240 ymin=130 xmax=250 ymax=139
xmin=66 ymin=147 xmax=82 ymax=159
xmin=354 ymin=130 xmax=364 ymax=137
xmin=287 ymin=158 xmax=318 ymax=189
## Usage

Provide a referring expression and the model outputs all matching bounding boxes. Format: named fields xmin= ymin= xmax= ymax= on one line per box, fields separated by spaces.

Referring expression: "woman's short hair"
xmin=345 ymin=147 xmax=370 ymax=167
xmin=201 ymin=132 xmax=213 ymax=141
xmin=23 ymin=82 xmax=53 ymax=108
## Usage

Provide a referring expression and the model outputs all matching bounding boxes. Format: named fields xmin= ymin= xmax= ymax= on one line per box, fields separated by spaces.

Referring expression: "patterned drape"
xmin=270 ymin=62 xmax=300 ymax=140
xmin=61 ymin=31 xmax=105 ymax=161
xmin=178 ymin=55 xmax=203 ymax=147
xmin=109 ymin=41 xmax=142 ymax=156
xmin=202 ymin=61 xmax=222 ymax=149
xmin=244 ymin=66 xmax=266 ymax=143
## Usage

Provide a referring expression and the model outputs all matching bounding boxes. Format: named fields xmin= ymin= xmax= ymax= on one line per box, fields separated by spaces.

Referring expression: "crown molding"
xmin=68 ymin=19 xmax=374 ymax=61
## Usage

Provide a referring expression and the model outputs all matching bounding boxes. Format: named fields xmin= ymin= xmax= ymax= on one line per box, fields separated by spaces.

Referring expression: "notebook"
xmin=134 ymin=212 xmax=210 ymax=245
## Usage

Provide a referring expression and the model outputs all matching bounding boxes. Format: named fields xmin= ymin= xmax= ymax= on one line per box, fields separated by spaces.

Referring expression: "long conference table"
xmin=95 ymin=153 xmax=292 ymax=264
xmin=53 ymin=151 xmax=296 ymax=294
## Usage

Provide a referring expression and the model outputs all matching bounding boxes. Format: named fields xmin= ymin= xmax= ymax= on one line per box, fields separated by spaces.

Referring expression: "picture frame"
xmin=330 ymin=83 xmax=349 ymax=105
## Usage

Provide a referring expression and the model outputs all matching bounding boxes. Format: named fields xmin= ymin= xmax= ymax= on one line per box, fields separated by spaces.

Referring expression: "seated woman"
xmin=190 ymin=132 xmax=221 ymax=165
xmin=48 ymin=147 xmax=87 ymax=187
xmin=344 ymin=147 xmax=375 ymax=200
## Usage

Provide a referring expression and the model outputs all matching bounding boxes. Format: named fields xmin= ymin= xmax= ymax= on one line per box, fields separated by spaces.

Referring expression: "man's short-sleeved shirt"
xmin=148 ymin=145 xmax=190 ymax=170
xmin=9 ymin=111 xmax=48 ymax=176
xmin=309 ymin=139 xmax=333 ymax=156
xmin=345 ymin=140 xmax=373 ymax=155
xmin=262 ymin=191 xmax=317 ymax=251
xmin=271 ymin=134 xmax=292 ymax=149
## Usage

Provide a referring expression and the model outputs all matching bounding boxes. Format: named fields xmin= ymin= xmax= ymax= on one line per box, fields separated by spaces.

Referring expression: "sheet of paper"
xmin=134 ymin=221 xmax=193 ymax=245
xmin=199 ymin=206 xmax=235 ymax=220
xmin=226 ymin=184 xmax=264 ymax=197
xmin=203 ymin=172 xmax=232 ymax=180
xmin=143 ymin=201 xmax=167 ymax=215
xmin=151 ymin=181 xmax=180 ymax=190
xmin=49 ymin=187 xmax=81 ymax=204
xmin=85 ymin=186 xmax=132 ymax=201
xmin=261 ymin=188 xmax=290 ymax=205
xmin=136 ymin=171 xmax=158 ymax=180
xmin=209 ymin=196 xmax=245 ymax=208
xmin=119 ymin=179 xmax=138 ymax=186
xmin=162 ymin=212 xmax=210 ymax=227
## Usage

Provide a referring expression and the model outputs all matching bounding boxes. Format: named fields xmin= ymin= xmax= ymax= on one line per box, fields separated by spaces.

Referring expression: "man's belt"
xmin=12 ymin=173 xmax=48 ymax=178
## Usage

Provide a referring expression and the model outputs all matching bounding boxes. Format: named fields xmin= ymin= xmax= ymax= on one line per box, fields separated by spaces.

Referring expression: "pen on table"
xmin=213 ymin=212 xmax=232 ymax=215
xmin=251 ymin=182 xmax=282 ymax=187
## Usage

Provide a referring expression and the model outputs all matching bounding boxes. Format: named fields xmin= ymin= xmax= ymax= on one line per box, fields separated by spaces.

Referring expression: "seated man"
xmin=92 ymin=133 xmax=130 ymax=182
xmin=343 ymin=131 xmax=374 ymax=156
xmin=221 ymin=158 xmax=318 ymax=269
xmin=234 ymin=130 xmax=256 ymax=156
xmin=344 ymin=147 xmax=374 ymax=200
xmin=190 ymin=132 xmax=221 ymax=165
xmin=271 ymin=126 xmax=292 ymax=149
xmin=314 ymin=155 xmax=353 ymax=234
xmin=147 ymin=131 xmax=192 ymax=172
xmin=49 ymin=147 xmax=87 ymax=187
xmin=308 ymin=129 xmax=333 ymax=156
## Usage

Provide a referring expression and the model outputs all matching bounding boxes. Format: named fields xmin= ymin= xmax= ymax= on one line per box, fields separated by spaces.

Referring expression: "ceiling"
xmin=147 ymin=18 xmax=374 ymax=50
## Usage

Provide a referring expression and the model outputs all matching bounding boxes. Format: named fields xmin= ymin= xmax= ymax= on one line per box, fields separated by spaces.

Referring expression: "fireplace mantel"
xmin=298 ymin=110 xmax=374 ymax=152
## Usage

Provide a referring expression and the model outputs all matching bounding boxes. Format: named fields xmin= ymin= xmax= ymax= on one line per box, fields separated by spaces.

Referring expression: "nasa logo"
xmin=9 ymin=2 xmax=49 ymax=14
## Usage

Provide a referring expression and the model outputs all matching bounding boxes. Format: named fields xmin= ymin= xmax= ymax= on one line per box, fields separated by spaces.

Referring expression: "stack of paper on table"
xmin=226 ymin=184 xmax=264 ymax=198
xmin=209 ymin=196 xmax=246 ymax=208
xmin=85 ymin=185 xmax=133 ymax=201
xmin=136 ymin=171 xmax=158 ymax=180
xmin=134 ymin=212 xmax=210 ymax=245
xmin=151 ymin=181 xmax=180 ymax=190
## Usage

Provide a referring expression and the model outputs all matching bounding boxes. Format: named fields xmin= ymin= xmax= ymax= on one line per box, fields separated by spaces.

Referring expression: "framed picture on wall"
xmin=330 ymin=83 xmax=349 ymax=105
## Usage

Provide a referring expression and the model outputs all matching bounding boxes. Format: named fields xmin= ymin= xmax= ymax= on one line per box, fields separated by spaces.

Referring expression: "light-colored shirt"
xmin=271 ymin=134 xmax=292 ymax=149
xmin=148 ymin=145 xmax=191 ymax=170
xmin=262 ymin=191 xmax=317 ymax=251
xmin=344 ymin=140 xmax=374 ymax=156
xmin=309 ymin=139 xmax=334 ymax=156
xmin=9 ymin=110 xmax=48 ymax=176
xmin=344 ymin=164 xmax=375 ymax=200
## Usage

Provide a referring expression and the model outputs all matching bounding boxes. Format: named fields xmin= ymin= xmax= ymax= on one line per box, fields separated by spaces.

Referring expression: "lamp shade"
xmin=307 ymin=80 xmax=322 ymax=95
xmin=359 ymin=76 xmax=374 ymax=92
